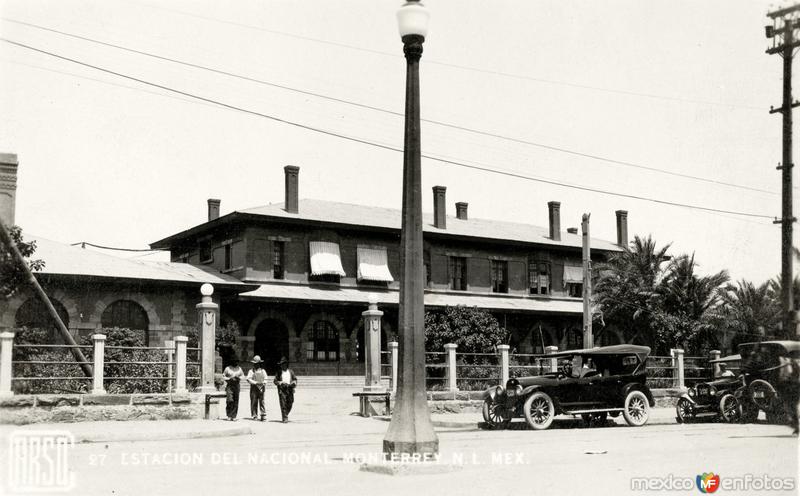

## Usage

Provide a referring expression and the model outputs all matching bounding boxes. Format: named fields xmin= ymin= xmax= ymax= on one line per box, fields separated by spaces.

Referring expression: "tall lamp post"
xmin=383 ymin=0 xmax=438 ymax=458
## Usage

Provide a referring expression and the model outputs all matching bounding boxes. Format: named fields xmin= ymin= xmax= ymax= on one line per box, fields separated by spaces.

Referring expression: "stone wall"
xmin=0 ymin=393 xmax=205 ymax=424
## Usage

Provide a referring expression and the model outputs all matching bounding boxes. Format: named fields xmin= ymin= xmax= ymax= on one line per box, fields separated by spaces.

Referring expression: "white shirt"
xmin=281 ymin=370 xmax=292 ymax=384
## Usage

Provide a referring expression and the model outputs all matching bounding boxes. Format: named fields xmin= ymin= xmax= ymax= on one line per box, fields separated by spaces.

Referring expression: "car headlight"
xmin=688 ymin=388 xmax=695 ymax=397
xmin=708 ymin=385 xmax=717 ymax=396
xmin=495 ymin=385 xmax=504 ymax=396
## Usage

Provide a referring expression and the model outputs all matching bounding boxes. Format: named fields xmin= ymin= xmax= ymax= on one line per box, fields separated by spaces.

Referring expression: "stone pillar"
xmin=497 ymin=344 xmax=510 ymax=385
xmin=362 ymin=296 xmax=385 ymax=392
xmin=0 ymin=331 xmax=14 ymax=397
xmin=444 ymin=343 xmax=458 ymax=392
xmin=389 ymin=341 xmax=399 ymax=393
xmin=196 ymin=284 xmax=219 ymax=393
xmin=545 ymin=345 xmax=559 ymax=373
xmin=165 ymin=339 xmax=175 ymax=393
xmin=174 ymin=336 xmax=188 ymax=394
xmin=709 ymin=350 xmax=721 ymax=379
xmin=0 ymin=153 xmax=18 ymax=227
xmin=671 ymin=348 xmax=685 ymax=389
xmin=91 ymin=334 xmax=106 ymax=395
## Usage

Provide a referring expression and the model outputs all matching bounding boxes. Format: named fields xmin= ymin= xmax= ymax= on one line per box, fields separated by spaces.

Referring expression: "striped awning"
xmin=309 ymin=241 xmax=346 ymax=277
xmin=563 ymin=265 xmax=584 ymax=284
xmin=357 ymin=247 xmax=393 ymax=282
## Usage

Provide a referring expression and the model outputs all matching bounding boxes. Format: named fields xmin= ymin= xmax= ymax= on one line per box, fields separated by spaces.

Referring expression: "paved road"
xmin=8 ymin=413 xmax=795 ymax=496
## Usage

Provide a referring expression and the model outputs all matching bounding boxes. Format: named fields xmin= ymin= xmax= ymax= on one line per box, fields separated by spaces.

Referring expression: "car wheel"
xmin=581 ymin=412 xmax=608 ymax=427
xmin=675 ymin=397 xmax=693 ymax=424
xmin=748 ymin=379 xmax=777 ymax=411
xmin=718 ymin=394 xmax=740 ymax=423
xmin=482 ymin=399 xmax=512 ymax=430
xmin=523 ymin=392 xmax=555 ymax=430
xmin=740 ymin=400 xmax=759 ymax=423
xmin=623 ymin=390 xmax=649 ymax=427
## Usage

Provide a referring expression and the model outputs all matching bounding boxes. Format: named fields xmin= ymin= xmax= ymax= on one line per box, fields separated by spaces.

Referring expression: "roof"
xmin=25 ymin=235 xmax=253 ymax=288
xmin=547 ymin=344 xmax=652 ymax=358
xmin=738 ymin=340 xmax=800 ymax=358
xmin=239 ymin=283 xmax=585 ymax=314
xmin=151 ymin=199 xmax=623 ymax=252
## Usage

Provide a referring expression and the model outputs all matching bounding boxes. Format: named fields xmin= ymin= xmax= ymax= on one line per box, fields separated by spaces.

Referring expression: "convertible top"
xmin=546 ymin=344 xmax=651 ymax=360
xmin=738 ymin=340 xmax=800 ymax=362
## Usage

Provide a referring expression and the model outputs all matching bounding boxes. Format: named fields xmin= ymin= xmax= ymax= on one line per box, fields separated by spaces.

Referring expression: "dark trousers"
xmin=277 ymin=385 xmax=294 ymax=419
xmin=225 ymin=382 xmax=240 ymax=419
xmin=250 ymin=385 xmax=266 ymax=418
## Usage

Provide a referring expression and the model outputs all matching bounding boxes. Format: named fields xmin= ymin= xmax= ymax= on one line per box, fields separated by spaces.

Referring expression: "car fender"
xmin=484 ymin=385 xmax=503 ymax=402
xmin=677 ymin=393 xmax=697 ymax=406
xmin=621 ymin=383 xmax=655 ymax=407
xmin=520 ymin=385 xmax=542 ymax=397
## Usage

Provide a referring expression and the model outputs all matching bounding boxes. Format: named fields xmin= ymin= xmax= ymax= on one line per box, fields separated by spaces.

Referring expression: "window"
xmin=449 ymin=256 xmax=467 ymax=290
xmin=15 ymin=298 xmax=69 ymax=339
xmin=100 ymin=300 xmax=149 ymax=345
xmin=491 ymin=260 xmax=508 ymax=293
xmin=199 ymin=240 xmax=212 ymax=264
xmin=223 ymin=244 xmax=232 ymax=270
xmin=309 ymin=321 xmax=339 ymax=361
xmin=566 ymin=329 xmax=583 ymax=350
xmin=273 ymin=241 xmax=285 ymax=279
xmin=566 ymin=282 xmax=583 ymax=298
xmin=529 ymin=261 xmax=551 ymax=295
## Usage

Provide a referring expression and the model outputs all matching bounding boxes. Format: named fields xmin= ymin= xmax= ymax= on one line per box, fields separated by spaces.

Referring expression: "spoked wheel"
xmin=482 ymin=399 xmax=512 ymax=430
xmin=623 ymin=390 xmax=650 ymax=426
xmin=675 ymin=397 xmax=694 ymax=424
xmin=523 ymin=392 xmax=555 ymax=430
xmin=718 ymin=394 xmax=741 ymax=423
xmin=581 ymin=412 xmax=609 ymax=427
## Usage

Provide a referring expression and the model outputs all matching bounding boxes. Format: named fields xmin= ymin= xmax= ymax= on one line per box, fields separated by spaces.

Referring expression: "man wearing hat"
xmin=273 ymin=357 xmax=297 ymax=423
xmin=246 ymin=355 xmax=268 ymax=421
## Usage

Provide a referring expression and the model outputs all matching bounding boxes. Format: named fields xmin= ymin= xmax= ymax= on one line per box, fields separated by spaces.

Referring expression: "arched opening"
xmin=15 ymin=297 xmax=70 ymax=343
xmin=565 ymin=329 xmax=584 ymax=350
xmin=309 ymin=320 xmax=339 ymax=362
xmin=101 ymin=300 xmax=149 ymax=345
xmin=254 ymin=319 xmax=289 ymax=375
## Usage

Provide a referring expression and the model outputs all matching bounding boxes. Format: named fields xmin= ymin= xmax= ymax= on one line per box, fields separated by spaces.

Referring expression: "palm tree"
xmin=711 ymin=280 xmax=781 ymax=351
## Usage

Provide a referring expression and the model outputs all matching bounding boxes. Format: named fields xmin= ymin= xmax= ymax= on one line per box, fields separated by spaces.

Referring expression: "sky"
xmin=0 ymin=0 xmax=796 ymax=284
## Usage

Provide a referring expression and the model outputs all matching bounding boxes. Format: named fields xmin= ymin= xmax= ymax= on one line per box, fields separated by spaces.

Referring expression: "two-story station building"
xmin=150 ymin=166 xmax=630 ymax=375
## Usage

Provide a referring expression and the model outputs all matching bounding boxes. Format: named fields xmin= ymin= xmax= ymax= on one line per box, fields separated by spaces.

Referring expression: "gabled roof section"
xmin=151 ymin=199 xmax=623 ymax=252
xmin=26 ymin=236 xmax=253 ymax=288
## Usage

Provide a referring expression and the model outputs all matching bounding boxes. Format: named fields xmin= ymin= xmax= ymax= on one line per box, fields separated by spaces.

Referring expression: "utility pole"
xmin=766 ymin=4 xmax=800 ymax=338
xmin=582 ymin=213 xmax=593 ymax=348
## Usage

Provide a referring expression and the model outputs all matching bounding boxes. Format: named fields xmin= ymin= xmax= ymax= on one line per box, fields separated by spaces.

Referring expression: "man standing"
xmin=273 ymin=357 xmax=297 ymax=423
xmin=247 ymin=355 xmax=267 ymax=421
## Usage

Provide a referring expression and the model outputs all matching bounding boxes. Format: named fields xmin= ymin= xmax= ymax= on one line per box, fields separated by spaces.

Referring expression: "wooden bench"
xmin=204 ymin=392 xmax=227 ymax=419
xmin=352 ymin=391 xmax=391 ymax=417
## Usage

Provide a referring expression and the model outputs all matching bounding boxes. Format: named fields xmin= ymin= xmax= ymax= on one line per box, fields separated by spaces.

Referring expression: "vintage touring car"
xmin=675 ymin=354 xmax=742 ymax=423
xmin=482 ymin=344 xmax=655 ymax=430
xmin=735 ymin=340 xmax=800 ymax=428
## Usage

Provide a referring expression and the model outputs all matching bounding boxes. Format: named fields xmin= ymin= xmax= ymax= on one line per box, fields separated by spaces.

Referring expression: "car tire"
xmin=718 ymin=394 xmax=740 ymax=423
xmin=748 ymin=379 xmax=777 ymax=411
xmin=482 ymin=399 xmax=512 ymax=430
xmin=523 ymin=392 xmax=555 ymax=430
xmin=675 ymin=397 xmax=693 ymax=424
xmin=623 ymin=390 xmax=649 ymax=427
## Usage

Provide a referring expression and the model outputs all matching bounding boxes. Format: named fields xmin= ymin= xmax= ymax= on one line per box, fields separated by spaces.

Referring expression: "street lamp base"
xmin=383 ymin=439 xmax=439 ymax=458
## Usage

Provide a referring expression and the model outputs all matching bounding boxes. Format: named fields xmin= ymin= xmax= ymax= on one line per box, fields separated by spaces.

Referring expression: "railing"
xmin=0 ymin=332 xmax=201 ymax=396
xmin=646 ymin=355 xmax=674 ymax=389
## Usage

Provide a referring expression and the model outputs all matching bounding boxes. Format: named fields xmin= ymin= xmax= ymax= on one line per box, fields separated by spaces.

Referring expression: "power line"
xmin=1 ymin=17 xmax=778 ymax=196
xmin=1 ymin=37 xmax=775 ymax=221
xmin=71 ymin=241 xmax=162 ymax=252
xmin=121 ymin=0 xmax=763 ymax=111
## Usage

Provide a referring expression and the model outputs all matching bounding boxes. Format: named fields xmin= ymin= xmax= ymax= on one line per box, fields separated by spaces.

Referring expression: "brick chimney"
xmin=207 ymin=199 xmax=221 ymax=221
xmin=455 ymin=202 xmax=468 ymax=220
xmin=433 ymin=186 xmax=446 ymax=229
xmin=0 ymin=153 xmax=18 ymax=226
xmin=284 ymin=165 xmax=299 ymax=214
xmin=616 ymin=210 xmax=628 ymax=247
xmin=548 ymin=201 xmax=561 ymax=241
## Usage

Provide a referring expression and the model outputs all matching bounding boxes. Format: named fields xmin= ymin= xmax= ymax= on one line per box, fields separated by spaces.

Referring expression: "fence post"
xmin=709 ymin=349 xmax=721 ymax=379
xmin=545 ymin=345 xmax=559 ymax=373
xmin=444 ymin=343 xmax=458 ymax=391
xmin=0 ymin=331 xmax=14 ymax=397
xmin=91 ymin=334 xmax=106 ymax=395
xmin=388 ymin=341 xmax=399 ymax=393
xmin=497 ymin=344 xmax=510 ymax=385
xmin=196 ymin=283 xmax=219 ymax=393
xmin=361 ymin=296 xmax=384 ymax=392
xmin=174 ymin=336 xmax=188 ymax=394
xmin=164 ymin=339 xmax=175 ymax=393
xmin=671 ymin=348 xmax=685 ymax=389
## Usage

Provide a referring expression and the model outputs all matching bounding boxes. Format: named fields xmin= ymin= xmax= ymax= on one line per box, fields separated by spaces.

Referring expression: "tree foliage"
xmin=424 ymin=305 xmax=509 ymax=353
xmin=0 ymin=225 xmax=44 ymax=298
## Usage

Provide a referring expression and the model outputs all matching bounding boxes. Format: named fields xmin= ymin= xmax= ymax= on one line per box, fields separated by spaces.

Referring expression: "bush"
xmin=85 ymin=328 xmax=170 ymax=394
xmin=12 ymin=327 xmax=91 ymax=394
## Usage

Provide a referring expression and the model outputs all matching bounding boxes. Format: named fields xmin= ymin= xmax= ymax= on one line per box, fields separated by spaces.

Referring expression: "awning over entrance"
xmin=239 ymin=284 xmax=583 ymax=314
xmin=356 ymin=247 xmax=393 ymax=282
xmin=309 ymin=241 xmax=346 ymax=277
xmin=563 ymin=265 xmax=584 ymax=283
